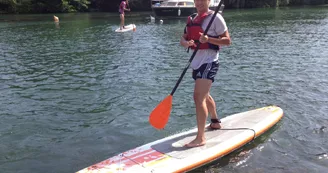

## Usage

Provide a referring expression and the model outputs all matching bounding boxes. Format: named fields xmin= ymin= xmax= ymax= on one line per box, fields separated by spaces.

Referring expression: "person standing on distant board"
xmin=119 ymin=0 xmax=130 ymax=30
xmin=180 ymin=0 xmax=231 ymax=148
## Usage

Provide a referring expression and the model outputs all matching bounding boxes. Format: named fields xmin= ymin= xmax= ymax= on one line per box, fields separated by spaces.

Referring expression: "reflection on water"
xmin=0 ymin=7 xmax=328 ymax=173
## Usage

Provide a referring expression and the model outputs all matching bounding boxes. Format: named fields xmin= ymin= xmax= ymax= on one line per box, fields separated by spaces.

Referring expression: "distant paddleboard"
xmin=77 ymin=106 xmax=283 ymax=173
xmin=115 ymin=24 xmax=136 ymax=33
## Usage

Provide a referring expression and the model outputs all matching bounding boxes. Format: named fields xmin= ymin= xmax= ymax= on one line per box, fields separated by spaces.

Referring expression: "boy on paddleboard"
xmin=119 ymin=0 xmax=130 ymax=30
xmin=180 ymin=0 xmax=231 ymax=148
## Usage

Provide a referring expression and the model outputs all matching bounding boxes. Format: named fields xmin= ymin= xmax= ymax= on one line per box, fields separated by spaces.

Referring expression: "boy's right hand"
xmin=185 ymin=40 xmax=196 ymax=47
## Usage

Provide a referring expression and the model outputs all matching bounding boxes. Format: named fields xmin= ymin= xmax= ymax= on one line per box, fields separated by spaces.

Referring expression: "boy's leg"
xmin=185 ymin=79 xmax=212 ymax=147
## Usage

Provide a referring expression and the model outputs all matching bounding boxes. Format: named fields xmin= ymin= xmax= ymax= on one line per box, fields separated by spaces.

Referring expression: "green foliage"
xmin=1 ymin=0 xmax=327 ymax=14
xmin=0 ymin=0 xmax=18 ymax=13
xmin=61 ymin=0 xmax=90 ymax=12
xmin=0 ymin=0 xmax=91 ymax=13
xmin=31 ymin=0 xmax=61 ymax=13
xmin=92 ymin=0 xmax=121 ymax=12
xmin=61 ymin=0 xmax=75 ymax=12
xmin=17 ymin=0 xmax=33 ymax=13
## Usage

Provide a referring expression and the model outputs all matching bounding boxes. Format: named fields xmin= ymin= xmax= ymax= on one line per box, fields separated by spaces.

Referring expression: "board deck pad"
xmin=151 ymin=129 xmax=249 ymax=159
xmin=151 ymin=107 xmax=273 ymax=159
xmin=77 ymin=106 xmax=283 ymax=173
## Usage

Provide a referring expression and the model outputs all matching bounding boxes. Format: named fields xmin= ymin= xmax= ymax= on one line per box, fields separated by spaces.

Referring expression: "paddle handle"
xmin=170 ymin=0 xmax=224 ymax=96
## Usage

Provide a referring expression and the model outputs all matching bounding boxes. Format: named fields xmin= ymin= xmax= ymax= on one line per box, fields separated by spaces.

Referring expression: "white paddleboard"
xmin=77 ymin=106 xmax=283 ymax=173
xmin=115 ymin=24 xmax=136 ymax=33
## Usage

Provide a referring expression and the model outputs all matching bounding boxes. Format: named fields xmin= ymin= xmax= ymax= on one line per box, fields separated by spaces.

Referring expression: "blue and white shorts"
xmin=192 ymin=60 xmax=219 ymax=82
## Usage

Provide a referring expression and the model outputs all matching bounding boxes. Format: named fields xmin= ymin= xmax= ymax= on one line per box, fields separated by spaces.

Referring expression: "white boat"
xmin=151 ymin=0 xmax=224 ymax=17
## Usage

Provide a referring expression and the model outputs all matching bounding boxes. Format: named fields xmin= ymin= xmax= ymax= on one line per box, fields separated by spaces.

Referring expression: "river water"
xmin=0 ymin=6 xmax=327 ymax=173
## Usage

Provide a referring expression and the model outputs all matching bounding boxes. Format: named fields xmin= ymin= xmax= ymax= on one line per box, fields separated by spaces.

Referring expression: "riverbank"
xmin=1 ymin=0 xmax=327 ymax=14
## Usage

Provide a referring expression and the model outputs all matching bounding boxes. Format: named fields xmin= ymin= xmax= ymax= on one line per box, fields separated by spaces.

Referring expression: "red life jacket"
xmin=185 ymin=12 xmax=220 ymax=50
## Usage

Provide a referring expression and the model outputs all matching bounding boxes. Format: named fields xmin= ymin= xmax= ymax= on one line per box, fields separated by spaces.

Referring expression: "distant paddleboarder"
xmin=119 ymin=0 xmax=131 ymax=30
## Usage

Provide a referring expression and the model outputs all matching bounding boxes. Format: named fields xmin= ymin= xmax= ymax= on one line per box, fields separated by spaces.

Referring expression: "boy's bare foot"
xmin=184 ymin=138 xmax=206 ymax=148
xmin=207 ymin=122 xmax=221 ymax=129
xmin=208 ymin=119 xmax=221 ymax=130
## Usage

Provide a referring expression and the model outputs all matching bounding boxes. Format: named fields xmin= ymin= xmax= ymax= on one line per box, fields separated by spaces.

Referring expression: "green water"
xmin=0 ymin=6 xmax=327 ymax=173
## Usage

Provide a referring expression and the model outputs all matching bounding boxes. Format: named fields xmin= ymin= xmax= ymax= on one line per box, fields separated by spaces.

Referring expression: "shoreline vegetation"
xmin=0 ymin=0 xmax=327 ymax=14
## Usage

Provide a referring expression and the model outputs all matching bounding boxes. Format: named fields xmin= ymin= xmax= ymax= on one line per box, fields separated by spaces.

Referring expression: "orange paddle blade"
xmin=149 ymin=95 xmax=173 ymax=130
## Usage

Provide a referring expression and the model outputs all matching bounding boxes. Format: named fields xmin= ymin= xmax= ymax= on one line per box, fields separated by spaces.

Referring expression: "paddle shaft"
xmin=170 ymin=0 xmax=224 ymax=96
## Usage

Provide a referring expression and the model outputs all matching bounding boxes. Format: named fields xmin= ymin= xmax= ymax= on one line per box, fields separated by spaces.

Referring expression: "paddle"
xmin=126 ymin=0 xmax=131 ymax=13
xmin=149 ymin=0 xmax=225 ymax=130
xmin=125 ymin=1 xmax=136 ymax=31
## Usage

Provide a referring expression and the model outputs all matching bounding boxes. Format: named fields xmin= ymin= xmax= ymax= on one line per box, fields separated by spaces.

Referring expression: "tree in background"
xmin=31 ymin=0 xmax=61 ymax=13
xmin=62 ymin=0 xmax=90 ymax=12
xmin=1 ymin=0 xmax=328 ymax=14
xmin=0 ymin=0 xmax=18 ymax=13
xmin=0 ymin=0 xmax=91 ymax=13
xmin=91 ymin=0 xmax=122 ymax=12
